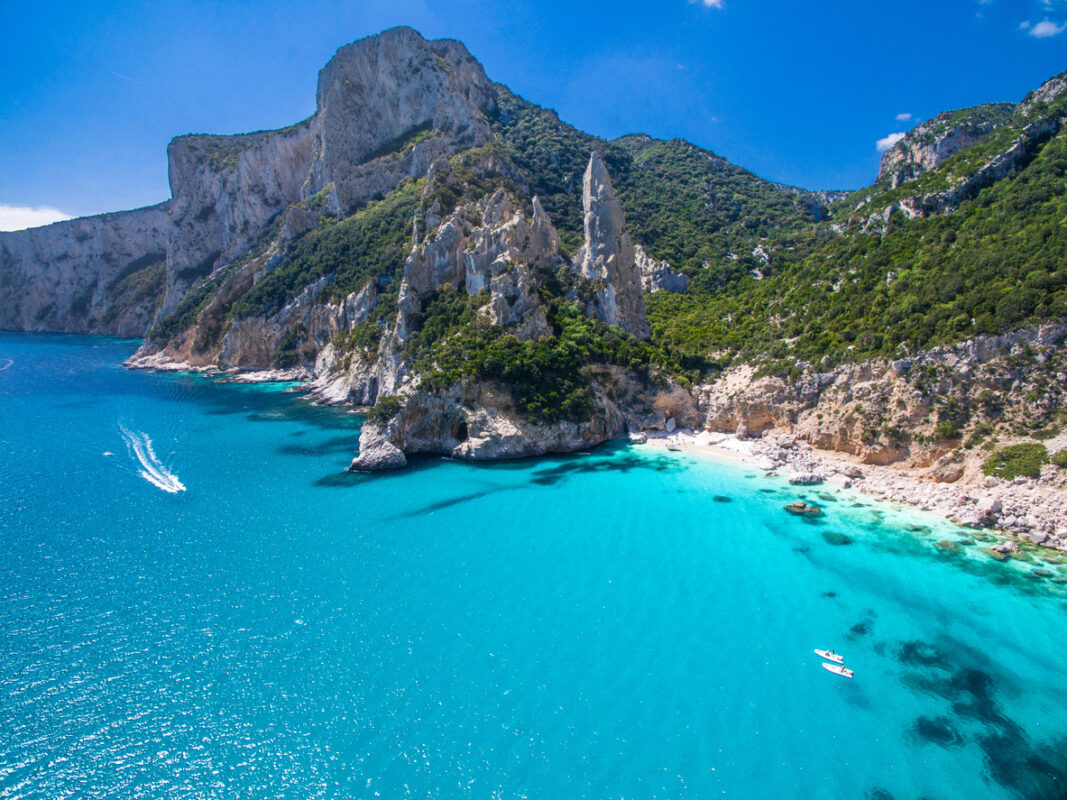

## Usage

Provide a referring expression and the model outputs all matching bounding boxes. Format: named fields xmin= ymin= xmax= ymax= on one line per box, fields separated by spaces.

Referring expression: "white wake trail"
xmin=119 ymin=424 xmax=186 ymax=493
xmin=0 ymin=359 xmax=13 ymax=372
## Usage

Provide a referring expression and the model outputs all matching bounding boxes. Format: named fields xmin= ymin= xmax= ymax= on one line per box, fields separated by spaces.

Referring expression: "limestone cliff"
xmin=0 ymin=204 xmax=169 ymax=336
xmin=308 ymin=27 xmax=496 ymax=213
xmin=162 ymin=121 xmax=318 ymax=317
xmin=161 ymin=26 xmax=499 ymax=319
xmin=3 ymin=26 xmax=502 ymax=336
xmin=876 ymin=103 xmax=1014 ymax=188
xmin=575 ymin=153 xmax=650 ymax=339
xmin=696 ymin=323 xmax=1067 ymax=472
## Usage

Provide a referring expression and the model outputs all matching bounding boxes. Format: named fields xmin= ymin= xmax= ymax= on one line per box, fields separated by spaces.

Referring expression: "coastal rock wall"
xmin=697 ymin=323 xmax=1067 ymax=472
xmin=0 ymin=204 xmax=169 ymax=336
xmin=350 ymin=371 xmax=638 ymax=471
xmin=162 ymin=120 xmax=319 ymax=318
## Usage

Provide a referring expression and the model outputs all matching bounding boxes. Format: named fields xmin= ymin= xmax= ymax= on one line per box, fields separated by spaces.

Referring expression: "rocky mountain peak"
xmin=575 ymin=152 xmax=650 ymax=340
xmin=309 ymin=26 xmax=497 ymax=213
xmin=1019 ymin=70 xmax=1067 ymax=116
xmin=876 ymin=103 xmax=1015 ymax=188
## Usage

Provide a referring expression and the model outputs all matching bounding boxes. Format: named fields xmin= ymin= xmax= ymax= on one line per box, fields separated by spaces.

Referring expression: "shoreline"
xmin=122 ymin=354 xmax=1067 ymax=556
xmin=639 ymin=429 xmax=1067 ymax=555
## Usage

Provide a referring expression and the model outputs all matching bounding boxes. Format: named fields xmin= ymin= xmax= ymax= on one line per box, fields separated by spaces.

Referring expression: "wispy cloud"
xmin=1020 ymin=19 xmax=1032 ymax=29
xmin=110 ymin=70 xmax=143 ymax=85
xmin=0 ymin=204 xmax=73 ymax=231
xmin=876 ymin=132 xmax=906 ymax=153
xmin=895 ymin=112 xmax=912 ymax=122
xmin=1029 ymin=19 xmax=1065 ymax=36
xmin=690 ymin=0 xmax=725 ymax=8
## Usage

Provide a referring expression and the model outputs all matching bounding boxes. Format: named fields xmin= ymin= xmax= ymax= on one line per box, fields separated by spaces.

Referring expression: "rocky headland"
xmin=3 ymin=27 xmax=1066 ymax=554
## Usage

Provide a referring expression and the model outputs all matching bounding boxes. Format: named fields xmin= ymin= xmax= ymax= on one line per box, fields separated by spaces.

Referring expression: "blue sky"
xmin=1 ymin=0 xmax=1064 ymax=228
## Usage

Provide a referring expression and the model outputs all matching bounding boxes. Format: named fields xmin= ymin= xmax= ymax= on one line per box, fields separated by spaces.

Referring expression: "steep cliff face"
xmin=396 ymin=188 xmax=560 ymax=341
xmin=0 ymin=204 xmax=169 ymax=335
xmin=161 ymin=26 xmax=497 ymax=319
xmin=309 ymin=26 xmax=496 ymax=214
xmin=877 ymin=103 xmax=1014 ymax=188
xmin=575 ymin=152 xmax=650 ymax=339
xmin=162 ymin=121 xmax=318 ymax=317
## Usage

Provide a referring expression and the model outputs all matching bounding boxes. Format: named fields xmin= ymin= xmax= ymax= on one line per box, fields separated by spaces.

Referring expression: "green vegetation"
xmin=194 ymin=136 xmax=259 ymax=171
xmin=367 ymin=395 xmax=401 ymax=425
xmin=410 ymin=284 xmax=681 ymax=423
xmin=271 ymin=324 xmax=306 ymax=369
xmin=648 ymin=124 xmax=1067 ymax=368
xmin=1051 ymin=450 xmax=1067 ymax=469
xmin=231 ymin=179 xmax=420 ymax=319
xmin=1031 ymin=425 xmax=1061 ymax=441
xmin=935 ymin=421 xmax=961 ymax=440
xmin=982 ymin=443 xmax=1049 ymax=480
xmin=100 ymin=260 xmax=166 ymax=329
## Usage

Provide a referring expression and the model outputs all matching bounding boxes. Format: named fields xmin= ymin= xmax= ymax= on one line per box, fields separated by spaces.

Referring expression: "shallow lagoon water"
xmin=2 ymin=334 xmax=1067 ymax=799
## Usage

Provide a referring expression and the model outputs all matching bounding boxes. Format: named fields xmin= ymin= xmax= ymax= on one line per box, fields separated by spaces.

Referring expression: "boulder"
xmin=785 ymin=501 xmax=824 ymax=517
xmin=349 ymin=425 xmax=407 ymax=471
xmin=789 ymin=472 xmax=824 ymax=486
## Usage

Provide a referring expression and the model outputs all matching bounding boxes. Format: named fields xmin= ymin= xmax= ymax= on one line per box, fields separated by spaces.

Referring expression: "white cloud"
xmin=876 ymin=132 xmax=907 ymax=153
xmin=690 ymin=0 xmax=725 ymax=8
xmin=1030 ymin=19 xmax=1065 ymax=36
xmin=1020 ymin=20 xmax=1032 ymax=29
xmin=0 ymin=204 xmax=74 ymax=231
xmin=895 ymin=112 xmax=912 ymax=122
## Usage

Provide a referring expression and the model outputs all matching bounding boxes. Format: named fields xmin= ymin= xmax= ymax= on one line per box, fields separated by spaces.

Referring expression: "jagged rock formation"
xmin=0 ymin=204 xmax=168 ymax=335
xmin=635 ymin=246 xmax=688 ymax=294
xmin=877 ymin=104 xmax=1014 ymax=188
xmin=696 ymin=323 xmax=1067 ymax=468
xmin=575 ymin=153 xmax=650 ymax=339
xmin=309 ymin=28 xmax=496 ymax=213
xmin=396 ymin=188 xmax=560 ymax=341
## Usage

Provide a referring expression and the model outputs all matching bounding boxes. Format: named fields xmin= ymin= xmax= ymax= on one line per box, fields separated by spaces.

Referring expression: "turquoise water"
xmin=3 ymin=335 xmax=1067 ymax=800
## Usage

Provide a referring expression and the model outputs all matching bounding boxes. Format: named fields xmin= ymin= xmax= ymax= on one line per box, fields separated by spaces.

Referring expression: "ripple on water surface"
xmin=3 ymin=334 xmax=1067 ymax=799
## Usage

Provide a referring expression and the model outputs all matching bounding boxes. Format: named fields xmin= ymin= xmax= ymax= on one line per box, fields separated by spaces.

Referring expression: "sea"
xmin=2 ymin=333 xmax=1067 ymax=800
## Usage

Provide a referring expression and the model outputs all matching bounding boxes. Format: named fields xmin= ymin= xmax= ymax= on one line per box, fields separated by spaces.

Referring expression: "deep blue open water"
xmin=3 ymin=333 xmax=1067 ymax=799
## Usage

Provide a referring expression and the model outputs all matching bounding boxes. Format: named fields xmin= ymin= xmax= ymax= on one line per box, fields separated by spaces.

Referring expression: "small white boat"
xmin=814 ymin=649 xmax=844 ymax=664
xmin=822 ymin=662 xmax=854 ymax=679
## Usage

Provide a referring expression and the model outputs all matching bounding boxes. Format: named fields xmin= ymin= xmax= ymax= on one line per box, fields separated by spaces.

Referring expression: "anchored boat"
xmin=821 ymin=661 xmax=854 ymax=679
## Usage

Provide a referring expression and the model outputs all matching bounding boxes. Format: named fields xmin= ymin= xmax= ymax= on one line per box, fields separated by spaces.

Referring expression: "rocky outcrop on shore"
xmin=697 ymin=322 xmax=1067 ymax=468
xmin=350 ymin=371 xmax=642 ymax=471
xmin=744 ymin=432 xmax=1067 ymax=552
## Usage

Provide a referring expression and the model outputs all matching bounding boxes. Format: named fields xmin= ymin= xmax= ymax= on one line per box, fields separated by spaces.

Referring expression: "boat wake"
xmin=119 ymin=424 xmax=185 ymax=493
xmin=0 ymin=358 xmax=13 ymax=372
